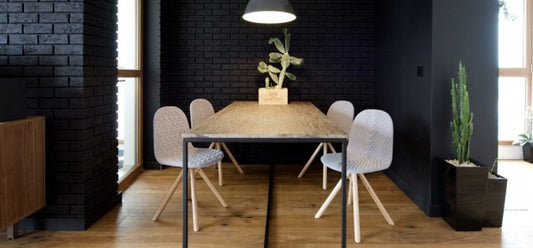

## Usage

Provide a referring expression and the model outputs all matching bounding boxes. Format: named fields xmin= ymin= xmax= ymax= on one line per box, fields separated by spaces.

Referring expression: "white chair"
xmin=190 ymin=98 xmax=244 ymax=186
xmin=314 ymin=109 xmax=395 ymax=243
xmin=151 ymin=106 xmax=228 ymax=232
xmin=298 ymin=100 xmax=354 ymax=190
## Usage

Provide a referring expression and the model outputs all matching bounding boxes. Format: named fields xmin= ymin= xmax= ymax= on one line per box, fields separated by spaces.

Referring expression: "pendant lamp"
xmin=242 ymin=0 xmax=296 ymax=24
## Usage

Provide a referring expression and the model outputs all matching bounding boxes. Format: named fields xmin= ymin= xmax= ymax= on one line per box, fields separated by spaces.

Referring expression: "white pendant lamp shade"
xmin=243 ymin=0 xmax=296 ymax=24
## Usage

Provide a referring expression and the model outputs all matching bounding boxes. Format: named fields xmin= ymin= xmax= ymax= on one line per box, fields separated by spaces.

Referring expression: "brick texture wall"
xmin=0 ymin=0 xmax=120 ymax=230
xmin=158 ymin=0 xmax=376 ymax=163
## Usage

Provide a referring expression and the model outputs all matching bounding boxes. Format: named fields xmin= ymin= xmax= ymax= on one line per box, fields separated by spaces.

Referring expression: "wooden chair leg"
xmin=220 ymin=142 xmax=244 ymax=174
xmin=152 ymin=170 xmax=184 ymax=221
xmin=348 ymin=178 xmax=353 ymax=205
xmin=314 ymin=178 xmax=343 ymax=219
xmin=326 ymin=142 xmax=337 ymax=153
xmin=351 ymin=174 xmax=361 ymax=243
xmin=358 ymin=174 xmax=395 ymax=225
xmin=197 ymin=169 xmax=228 ymax=207
xmin=322 ymin=143 xmax=328 ymax=190
xmin=215 ymin=143 xmax=223 ymax=186
xmin=190 ymin=170 xmax=199 ymax=232
xmin=209 ymin=142 xmax=217 ymax=175
xmin=298 ymin=143 xmax=324 ymax=178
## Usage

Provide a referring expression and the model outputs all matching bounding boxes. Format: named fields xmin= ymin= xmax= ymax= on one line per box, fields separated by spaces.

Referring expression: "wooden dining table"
xmin=181 ymin=101 xmax=349 ymax=247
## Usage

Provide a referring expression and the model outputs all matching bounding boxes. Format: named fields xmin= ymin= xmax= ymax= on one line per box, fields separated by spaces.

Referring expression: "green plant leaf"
xmin=268 ymin=65 xmax=281 ymax=73
xmin=290 ymin=56 xmax=304 ymax=66
xmin=285 ymin=33 xmax=291 ymax=53
xmin=269 ymin=72 xmax=279 ymax=84
xmin=257 ymin=61 xmax=268 ymax=73
xmin=269 ymin=37 xmax=285 ymax=53
xmin=285 ymin=72 xmax=296 ymax=80
xmin=269 ymin=58 xmax=281 ymax=63
xmin=269 ymin=52 xmax=282 ymax=63
xmin=518 ymin=133 xmax=531 ymax=139
xmin=269 ymin=52 xmax=283 ymax=60
xmin=514 ymin=133 xmax=533 ymax=146
xmin=265 ymin=77 xmax=270 ymax=88
xmin=259 ymin=61 xmax=268 ymax=68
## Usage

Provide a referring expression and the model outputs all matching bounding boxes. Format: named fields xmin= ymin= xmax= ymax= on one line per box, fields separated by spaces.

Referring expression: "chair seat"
xmin=320 ymin=153 xmax=386 ymax=174
xmin=158 ymin=148 xmax=224 ymax=168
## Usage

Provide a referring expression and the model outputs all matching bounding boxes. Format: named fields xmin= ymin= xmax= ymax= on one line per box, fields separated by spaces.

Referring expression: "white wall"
xmin=498 ymin=145 xmax=522 ymax=159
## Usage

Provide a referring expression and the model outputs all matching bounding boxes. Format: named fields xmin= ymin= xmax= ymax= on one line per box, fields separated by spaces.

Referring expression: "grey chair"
xmin=151 ymin=106 xmax=227 ymax=232
xmin=190 ymin=98 xmax=244 ymax=186
xmin=314 ymin=109 xmax=395 ymax=243
xmin=298 ymin=100 xmax=354 ymax=190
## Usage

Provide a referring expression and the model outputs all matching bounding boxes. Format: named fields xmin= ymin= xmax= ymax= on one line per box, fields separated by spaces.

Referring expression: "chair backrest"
xmin=190 ymin=98 xmax=216 ymax=128
xmin=327 ymin=100 xmax=354 ymax=134
xmin=153 ymin=106 xmax=190 ymax=167
xmin=347 ymin=109 xmax=393 ymax=172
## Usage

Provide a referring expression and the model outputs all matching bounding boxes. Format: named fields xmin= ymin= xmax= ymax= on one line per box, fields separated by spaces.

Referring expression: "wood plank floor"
xmin=1 ymin=160 xmax=532 ymax=247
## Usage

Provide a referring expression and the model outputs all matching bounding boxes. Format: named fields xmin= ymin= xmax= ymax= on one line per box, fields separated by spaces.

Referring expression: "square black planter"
xmin=522 ymin=143 xmax=533 ymax=163
xmin=439 ymin=158 xmax=489 ymax=231
xmin=483 ymin=172 xmax=507 ymax=227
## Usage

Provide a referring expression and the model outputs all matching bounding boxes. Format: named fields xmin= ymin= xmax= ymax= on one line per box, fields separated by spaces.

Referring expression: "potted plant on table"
xmin=440 ymin=61 xmax=489 ymax=231
xmin=257 ymin=28 xmax=304 ymax=105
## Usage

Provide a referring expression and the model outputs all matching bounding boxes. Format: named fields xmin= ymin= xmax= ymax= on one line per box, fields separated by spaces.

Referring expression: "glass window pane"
xmin=117 ymin=0 xmax=138 ymax=69
xmin=499 ymin=0 xmax=526 ymax=68
xmin=117 ymin=77 xmax=139 ymax=180
xmin=499 ymin=77 xmax=527 ymax=140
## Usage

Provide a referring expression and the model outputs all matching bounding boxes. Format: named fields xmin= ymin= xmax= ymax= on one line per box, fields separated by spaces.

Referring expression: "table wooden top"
xmin=183 ymin=101 xmax=347 ymax=140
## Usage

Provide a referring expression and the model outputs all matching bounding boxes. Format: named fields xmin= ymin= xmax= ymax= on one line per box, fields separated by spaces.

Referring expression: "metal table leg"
xmin=341 ymin=141 xmax=347 ymax=247
xmin=183 ymin=141 xmax=189 ymax=248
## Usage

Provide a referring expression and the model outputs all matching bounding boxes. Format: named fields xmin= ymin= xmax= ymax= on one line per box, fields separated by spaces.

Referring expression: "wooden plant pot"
xmin=439 ymin=158 xmax=489 ymax=231
xmin=522 ymin=143 xmax=533 ymax=163
xmin=258 ymin=88 xmax=288 ymax=105
xmin=483 ymin=172 xmax=507 ymax=227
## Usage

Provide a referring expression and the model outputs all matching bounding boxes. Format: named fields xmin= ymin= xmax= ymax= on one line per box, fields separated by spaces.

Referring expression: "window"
xmin=499 ymin=0 xmax=531 ymax=144
xmin=117 ymin=0 xmax=142 ymax=191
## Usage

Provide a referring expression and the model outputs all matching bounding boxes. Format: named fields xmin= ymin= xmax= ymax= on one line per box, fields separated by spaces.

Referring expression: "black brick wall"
xmin=157 ymin=0 xmax=376 ymax=163
xmin=0 ymin=0 xmax=120 ymax=230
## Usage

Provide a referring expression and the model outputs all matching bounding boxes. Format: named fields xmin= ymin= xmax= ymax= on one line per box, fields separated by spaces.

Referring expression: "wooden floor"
xmin=1 ymin=160 xmax=532 ymax=247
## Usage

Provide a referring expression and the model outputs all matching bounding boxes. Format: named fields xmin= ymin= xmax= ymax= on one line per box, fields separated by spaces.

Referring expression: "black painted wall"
xmin=376 ymin=0 xmax=433 ymax=215
xmin=143 ymin=0 xmax=161 ymax=169
xmin=144 ymin=0 xmax=377 ymax=165
xmin=0 ymin=78 xmax=26 ymax=122
xmin=376 ymin=0 xmax=499 ymax=216
xmin=0 ymin=0 xmax=121 ymax=230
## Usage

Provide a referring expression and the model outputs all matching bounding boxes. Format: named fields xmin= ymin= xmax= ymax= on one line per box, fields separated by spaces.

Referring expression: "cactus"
xmin=257 ymin=28 xmax=304 ymax=89
xmin=450 ymin=61 xmax=473 ymax=165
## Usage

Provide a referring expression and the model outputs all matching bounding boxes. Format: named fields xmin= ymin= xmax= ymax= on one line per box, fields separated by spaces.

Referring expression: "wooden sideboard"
xmin=0 ymin=116 xmax=46 ymax=238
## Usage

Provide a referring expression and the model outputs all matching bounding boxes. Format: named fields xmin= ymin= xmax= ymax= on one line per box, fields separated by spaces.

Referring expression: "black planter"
xmin=522 ymin=143 xmax=533 ymax=163
xmin=483 ymin=172 xmax=507 ymax=227
xmin=439 ymin=158 xmax=489 ymax=231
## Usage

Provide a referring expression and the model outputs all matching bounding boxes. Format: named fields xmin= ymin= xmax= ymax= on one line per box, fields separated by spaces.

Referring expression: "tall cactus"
xmin=257 ymin=28 xmax=304 ymax=89
xmin=450 ymin=61 xmax=473 ymax=164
